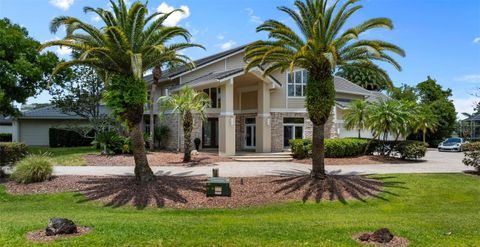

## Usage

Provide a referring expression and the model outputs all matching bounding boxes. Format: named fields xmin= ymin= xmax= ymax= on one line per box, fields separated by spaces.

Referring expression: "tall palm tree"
xmin=244 ymin=0 xmax=405 ymax=178
xmin=413 ymin=105 xmax=438 ymax=144
xmin=160 ymin=86 xmax=210 ymax=162
xmin=40 ymin=0 xmax=203 ymax=182
xmin=344 ymin=100 xmax=369 ymax=138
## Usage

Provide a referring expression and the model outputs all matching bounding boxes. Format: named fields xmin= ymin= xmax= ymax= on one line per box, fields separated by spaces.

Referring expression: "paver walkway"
xmin=54 ymin=150 xmax=475 ymax=177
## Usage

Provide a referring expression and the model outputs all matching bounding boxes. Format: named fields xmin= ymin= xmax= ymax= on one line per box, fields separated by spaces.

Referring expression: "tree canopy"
xmin=0 ymin=18 xmax=65 ymax=116
xmin=336 ymin=66 xmax=393 ymax=91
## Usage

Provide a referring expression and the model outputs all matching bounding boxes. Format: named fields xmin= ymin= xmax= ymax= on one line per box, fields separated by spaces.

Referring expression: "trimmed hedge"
xmin=0 ymin=142 xmax=27 ymax=166
xmin=11 ymin=154 xmax=53 ymax=184
xmin=395 ymin=141 xmax=428 ymax=160
xmin=463 ymin=142 xmax=480 ymax=172
xmin=49 ymin=128 xmax=94 ymax=148
xmin=0 ymin=133 xmax=12 ymax=142
xmin=289 ymin=138 xmax=368 ymax=159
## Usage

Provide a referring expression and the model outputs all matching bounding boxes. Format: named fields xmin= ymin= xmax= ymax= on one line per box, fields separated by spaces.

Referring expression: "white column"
xmin=219 ymin=79 xmax=236 ymax=156
xmin=12 ymin=119 xmax=19 ymax=142
xmin=256 ymin=81 xmax=271 ymax=153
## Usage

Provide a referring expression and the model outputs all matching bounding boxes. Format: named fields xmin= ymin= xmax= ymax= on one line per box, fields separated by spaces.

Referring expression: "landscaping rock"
xmin=370 ymin=228 xmax=394 ymax=243
xmin=359 ymin=233 xmax=371 ymax=241
xmin=45 ymin=218 xmax=77 ymax=236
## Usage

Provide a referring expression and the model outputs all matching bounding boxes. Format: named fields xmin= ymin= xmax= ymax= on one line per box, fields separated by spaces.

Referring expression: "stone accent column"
xmin=256 ymin=81 xmax=271 ymax=153
xmin=219 ymin=79 xmax=236 ymax=156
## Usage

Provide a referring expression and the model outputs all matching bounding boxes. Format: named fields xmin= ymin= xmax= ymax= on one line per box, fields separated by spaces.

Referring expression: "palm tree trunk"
xmin=150 ymin=66 xmax=161 ymax=151
xmin=127 ymin=104 xmax=154 ymax=183
xmin=183 ymin=111 xmax=193 ymax=162
xmin=311 ymin=123 xmax=326 ymax=178
xmin=358 ymin=129 xmax=361 ymax=139
xmin=423 ymin=130 xmax=426 ymax=144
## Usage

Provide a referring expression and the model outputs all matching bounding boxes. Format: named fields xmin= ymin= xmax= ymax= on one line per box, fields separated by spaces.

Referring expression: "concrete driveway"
xmin=53 ymin=150 xmax=475 ymax=177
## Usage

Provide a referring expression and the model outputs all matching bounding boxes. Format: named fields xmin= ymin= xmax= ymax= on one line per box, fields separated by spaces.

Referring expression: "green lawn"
xmin=0 ymin=174 xmax=479 ymax=246
xmin=27 ymin=146 xmax=98 ymax=166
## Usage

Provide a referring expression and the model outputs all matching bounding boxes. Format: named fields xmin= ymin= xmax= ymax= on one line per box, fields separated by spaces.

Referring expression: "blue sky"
xmin=0 ymin=0 xmax=479 ymax=118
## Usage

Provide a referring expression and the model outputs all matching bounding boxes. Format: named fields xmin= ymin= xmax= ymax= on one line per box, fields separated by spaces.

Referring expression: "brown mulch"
xmin=3 ymin=175 xmax=385 ymax=209
xmin=84 ymin=151 xmax=232 ymax=167
xmin=293 ymin=155 xmax=411 ymax=165
xmin=26 ymin=226 xmax=91 ymax=243
xmin=352 ymin=233 xmax=409 ymax=247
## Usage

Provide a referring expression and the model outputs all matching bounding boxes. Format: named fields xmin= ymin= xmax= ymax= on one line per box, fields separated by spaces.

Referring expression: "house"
xmin=463 ymin=114 xmax=480 ymax=140
xmin=146 ymin=44 xmax=393 ymax=156
xmin=0 ymin=116 xmax=13 ymax=141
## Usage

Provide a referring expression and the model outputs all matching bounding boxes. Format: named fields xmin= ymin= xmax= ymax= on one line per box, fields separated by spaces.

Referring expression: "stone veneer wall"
xmin=235 ymin=113 xmax=258 ymax=151
xmin=270 ymin=112 xmax=337 ymax=152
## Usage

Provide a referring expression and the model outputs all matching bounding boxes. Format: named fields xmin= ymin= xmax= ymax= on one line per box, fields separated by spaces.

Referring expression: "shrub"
xmin=0 ymin=142 xmax=28 ymax=166
xmin=289 ymin=138 xmax=368 ymax=159
xmin=154 ymin=125 xmax=170 ymax=149
xmin=49 ymin=128 xmax=94 ymax=147
xmin=92 ymin=130 xmax=132 ymax=155
xmin=0 ymin=133 xmax=12 ymax=142
xmin=11 ymin=154 xmax=53 ymax=184
xmin=394 ymin=141 xmax=428 ymax=160
xmin=463 ymin=142 xmax=480 ymax=172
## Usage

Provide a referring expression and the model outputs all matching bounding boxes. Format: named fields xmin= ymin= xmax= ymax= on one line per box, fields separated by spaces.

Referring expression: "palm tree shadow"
xmin=74 ymin=174 xmax=205 ymax=209
xmin=271 ymin=170 xmax=406 ymax=204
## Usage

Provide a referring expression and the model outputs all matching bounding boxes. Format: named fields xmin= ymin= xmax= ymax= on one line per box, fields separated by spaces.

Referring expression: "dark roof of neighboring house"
xmin=0 ymin=116 xmax=12 ymax=124
xmin=366 ymin=90 xmax=391 ymax=102
xmin=144 ymin=43 xmax=251 ymax=84
xmin=18 ymin=105 xmax=111 ymax=120
xmin=465 ymin=114 xmax=480 ymax=121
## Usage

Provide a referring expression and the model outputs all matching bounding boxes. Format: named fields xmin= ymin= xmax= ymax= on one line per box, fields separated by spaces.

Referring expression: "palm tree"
xmin=335 ymin=66 xmax=393 ymax=91
xmin=244 ymin=0 xmax=405 ymax=178
xmin=344 ymin=100 xmax=369 ymax=138
xmin=40 ymin=0 xmax=203 ymax=183
xmin=413 ymin=105 xmax=438 ymax=144
xmin=160 ymin=86 xmax=210 ymax=162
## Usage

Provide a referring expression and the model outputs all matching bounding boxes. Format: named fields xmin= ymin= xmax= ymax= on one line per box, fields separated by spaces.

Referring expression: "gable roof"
xmin=334 ymin=76 xmax=372 ymax=96
xmin=18 ymin=105 xmax=110 ymax=120
xmin=0 ymin=115 xmax=12 ymax=124
xmin=144 ymin=43 xmax=251 ymax=84
xmin=465 ymin=114 xmax=480 ymax=121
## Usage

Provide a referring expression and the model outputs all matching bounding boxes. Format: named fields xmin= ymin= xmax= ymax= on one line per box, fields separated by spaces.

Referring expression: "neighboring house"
xmin=12 ymin=106 xmax=110 ymax=146
xmin=464 ymin=114 xmax=480 ymax=140
xmin=0 ymin=116 xmax=13 ymax=135
xmin=145 ymin=44 xmax=394 ymax=156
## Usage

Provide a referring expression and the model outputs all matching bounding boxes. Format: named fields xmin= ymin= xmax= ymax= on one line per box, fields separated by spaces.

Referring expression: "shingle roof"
xmin=0 ymin=116 xmax=12 ymax=124
xmin=334 ymin=76 xmax=372 ymax=95
xmin=19 ymin=105 xmax=111 ymax=119
xmin=144 ymin=43 xmax=251 ymax=84
xmin=366 ymin=90 xmax=391 ymax=102
xmin=465 ymin=114 xmax=480 ymax=121
xmin=169 ymin=68 xmax=244 ymax=91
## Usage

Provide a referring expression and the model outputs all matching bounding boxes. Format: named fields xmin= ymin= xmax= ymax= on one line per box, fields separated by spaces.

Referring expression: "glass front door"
xmin=244 ymin=118 xmax=256 ymax=149
xmin=202 ymin=118 xmax=218 ymax=148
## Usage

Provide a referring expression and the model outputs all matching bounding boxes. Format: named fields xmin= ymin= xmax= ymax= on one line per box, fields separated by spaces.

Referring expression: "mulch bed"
xmin=2 ymin=175 xmax=384 ymax=209
xmin=83 ymin=151 xmax=232 ymax=167
xmin=26 ymin=226 xmax=91 ymax=243
xmin=293 ymin=155 xmax=411 ymax=165
xmin=352 ymin=233 xmax=409 ymax=247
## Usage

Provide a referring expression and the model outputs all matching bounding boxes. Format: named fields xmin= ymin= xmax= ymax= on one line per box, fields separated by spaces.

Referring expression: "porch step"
xmin=232 ymin=152 xmax=293 ymax=162
xmin=233 ymin=157 xmax=293 ymax=162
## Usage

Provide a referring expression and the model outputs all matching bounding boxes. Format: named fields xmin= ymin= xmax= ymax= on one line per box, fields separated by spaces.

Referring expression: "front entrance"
xmin=202 ymin=118 xmax=218 ymax=148
xmin=244 ymin=118 xmax=256 ymax=149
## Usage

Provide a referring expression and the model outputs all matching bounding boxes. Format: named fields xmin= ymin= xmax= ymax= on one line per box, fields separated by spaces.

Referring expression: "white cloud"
xmin=91 ymin=16 xmax=101 ymax=22
xmin=218 ymin=41 xmax=236 ymax=50
xmin=453 ymin=97 xmax=478 ymax=119
xmin=156 ymin=2 xmax=190 ymax=26
xmin=245 ymin=8 xmax=262 ymax=24
xmin=56 ymin=46 xmax=72 ymax=56
xmin=455 ymin=74 xmax=480 ymax=83
xmin=217 ymin=34 xmax=225 ymax=40
xmin=49 ymin=0 xmax=74 ymax=10
xmin=474 ymin=37 xmax=480 ymax=44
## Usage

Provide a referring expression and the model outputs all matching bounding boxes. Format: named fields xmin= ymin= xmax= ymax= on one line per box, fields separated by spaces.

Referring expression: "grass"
xmin=0 ymin=173 xmax=479 ymax=246
xmin=26 ymin=146 xmax=98 ymax=166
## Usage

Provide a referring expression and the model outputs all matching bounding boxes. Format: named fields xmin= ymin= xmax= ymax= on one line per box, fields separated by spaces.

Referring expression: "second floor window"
xmin=203 ymin=87 xmax=221 ymax=108
xmin=287 ymin=70 xmax=308 ymax=97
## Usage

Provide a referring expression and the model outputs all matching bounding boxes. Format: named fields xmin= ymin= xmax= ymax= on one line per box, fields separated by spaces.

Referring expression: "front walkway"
xmin=54 ymin=151 xmax=474 ymax=177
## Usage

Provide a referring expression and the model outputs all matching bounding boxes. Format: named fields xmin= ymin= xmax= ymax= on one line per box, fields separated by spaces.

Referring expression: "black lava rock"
xmin=45 ymin=218 xmax=77 ymax=236
xmin=370 ymin=228 xmax=394 ymax=243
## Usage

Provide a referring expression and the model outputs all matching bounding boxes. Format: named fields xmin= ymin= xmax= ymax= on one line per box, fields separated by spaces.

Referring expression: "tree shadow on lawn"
xmin=271 ymin=169 xmax=407 ymax=204
xmin=75 ymin=171 xmax=205 ymax=209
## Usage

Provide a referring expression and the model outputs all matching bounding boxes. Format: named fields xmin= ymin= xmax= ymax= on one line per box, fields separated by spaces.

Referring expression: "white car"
xmin=438 ymin=138 xmax=467 ymax=152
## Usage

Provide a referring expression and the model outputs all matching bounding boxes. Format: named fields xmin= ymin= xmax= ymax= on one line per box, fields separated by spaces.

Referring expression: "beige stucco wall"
xmin=225 ymin=53 xmax=246 ymax=70
xmin=18 ymin=119 xmax=89 ymax=146
xmin=241 ymin=91 xmax=258 ymax=110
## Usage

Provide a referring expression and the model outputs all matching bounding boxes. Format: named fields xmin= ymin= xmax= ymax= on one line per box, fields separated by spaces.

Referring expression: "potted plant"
xmin=194 ymin=137 xmax=201 ymax=151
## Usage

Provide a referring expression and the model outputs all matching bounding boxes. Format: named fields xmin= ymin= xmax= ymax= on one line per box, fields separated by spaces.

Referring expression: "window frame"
xmin=286 ymin=69 xmax=308 ymax=98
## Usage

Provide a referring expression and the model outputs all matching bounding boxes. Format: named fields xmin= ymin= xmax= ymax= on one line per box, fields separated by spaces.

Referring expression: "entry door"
xmin=283 ymin=125 xmax=304 ymax=147
xmin=202 ymin=118 xmax=218 ymax=148
xmin=244 ymin=118 xmax=256 ymax=149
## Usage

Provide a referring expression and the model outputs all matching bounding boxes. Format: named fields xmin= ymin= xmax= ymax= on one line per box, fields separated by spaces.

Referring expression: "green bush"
xmin=93 ymin=130 xmax=132 ymax=155
xmin=49 ymin=128 xmax=93 ymax=147
xmin=0 ymin=142 xmax=27 ymax=166
xmin=154 ymin=125 xmax=170 ymax=149
xmin=463 ymin=142 xmax=480 ymax=172
xmin=394 ymin=141 xmax=428 ymax=160
xmin=289 ymin=138 xmax=368 ymax=159
xmin=11 ymin=154 xmax=53 ymax=184
xmin=0 ymin=133 xmax=12 ymax=142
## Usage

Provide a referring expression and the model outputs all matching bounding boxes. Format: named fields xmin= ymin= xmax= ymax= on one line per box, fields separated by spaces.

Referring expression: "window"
xmin=283 ymin=118 xmax=304 ymax=147
xmin=203 ymin=87 xmax=221 ymax=108
xmin=287 ymin=70 xmax=308 ymax=97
